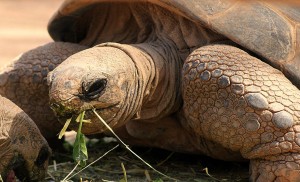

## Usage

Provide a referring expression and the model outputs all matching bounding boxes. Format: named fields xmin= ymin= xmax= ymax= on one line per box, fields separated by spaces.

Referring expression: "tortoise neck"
xmin=132 ymin=40 xmax=183 ymax=121
xmin=99 ymin=41 xmax=182 ymax=123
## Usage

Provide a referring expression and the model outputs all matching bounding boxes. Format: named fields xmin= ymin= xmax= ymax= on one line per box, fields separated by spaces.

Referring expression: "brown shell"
xmin=48 ymin=0 xmax=300 ymax=86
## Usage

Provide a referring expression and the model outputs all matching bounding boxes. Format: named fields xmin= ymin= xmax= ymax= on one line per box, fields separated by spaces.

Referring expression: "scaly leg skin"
xmin=182 ymin=45 xmax=300 ymax=181
xmin=0 ymin=42 xmax=86 ymax=140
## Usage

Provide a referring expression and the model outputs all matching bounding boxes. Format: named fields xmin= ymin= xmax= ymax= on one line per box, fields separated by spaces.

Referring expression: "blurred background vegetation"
xmin=0 ymin=0 xmax=62 ymax=66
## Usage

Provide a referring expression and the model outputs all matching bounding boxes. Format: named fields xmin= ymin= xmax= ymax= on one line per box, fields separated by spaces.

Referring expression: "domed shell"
xmin=48 ymin=0 xmax=300 ymax=86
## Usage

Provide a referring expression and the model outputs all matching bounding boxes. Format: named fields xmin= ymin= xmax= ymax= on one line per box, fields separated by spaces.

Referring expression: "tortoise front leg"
xmin=0 ymin=42 xmax=86 ymax=139
xmin=182 ymin=44 xmax=300 ymax=181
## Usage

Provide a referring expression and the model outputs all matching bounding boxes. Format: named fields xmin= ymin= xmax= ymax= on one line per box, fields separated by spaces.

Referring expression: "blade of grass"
xmin=203 ymin=167 xmax=221 ymax=182
xmin=157 ymin=152 xmax=175 ymax=166
xmin=61 ymin=162 xmax=80 ymax=182
xmin=53 ymin=160 xmax=57 ymax=171
xmin=121 ymin=162 xmax=128 ymax=182
xmin=93 ymin=167 xmax=145 ymax=175
xmin=65 ymin=144 xmax=119 ymax=181
xmin=145 ymin=170 xmax=151 ymax=182
xmin=47 ymin=171 xmax=55 ymax=181
xmin=76 ymin=113 xmax=91 ymax=123
xmin=92 ymin=109 xmax=177 ymax=181
xmin=58 ymin=118 xmax=71 ymax=139
xmin=102 ymin=180 xmax=115 ymax=182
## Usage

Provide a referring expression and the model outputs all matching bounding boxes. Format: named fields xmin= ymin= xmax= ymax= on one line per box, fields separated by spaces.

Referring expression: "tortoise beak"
xmin=3 ymin=145 xmax=51 ymax=181
xmin=2 ymin=154 xmax=27 ymax=182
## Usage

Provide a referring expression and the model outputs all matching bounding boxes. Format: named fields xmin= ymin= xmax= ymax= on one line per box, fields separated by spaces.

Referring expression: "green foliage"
xmin=72 ymin=111 xmax=88 ymax=167
xmin=58 ymin=111 xmax=89 ymax=167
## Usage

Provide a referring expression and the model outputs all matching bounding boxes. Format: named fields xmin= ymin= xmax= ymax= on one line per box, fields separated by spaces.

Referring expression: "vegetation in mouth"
xmin=59 ymin=111 xmax=90 ymax=167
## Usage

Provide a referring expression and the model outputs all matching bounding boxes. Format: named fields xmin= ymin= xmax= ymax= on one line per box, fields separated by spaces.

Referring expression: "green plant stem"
xmin=78 ymin=111 xmax=84 ymax=131
xmin=72 ymin=111 xmax=88 ymax=166
xmin=121 ymin=162 xmax=128 ymax=182
xmin=58 ymin=118 xmax=72 ymax=139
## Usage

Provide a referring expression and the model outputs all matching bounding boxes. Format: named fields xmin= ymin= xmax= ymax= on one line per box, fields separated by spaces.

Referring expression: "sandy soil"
xmin=0 ymin=0 xmax=63 ymax=66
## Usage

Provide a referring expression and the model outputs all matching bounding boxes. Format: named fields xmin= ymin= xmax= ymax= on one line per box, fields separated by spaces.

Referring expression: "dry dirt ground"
xmin=0 ymin=1 xmax=249 ymax=181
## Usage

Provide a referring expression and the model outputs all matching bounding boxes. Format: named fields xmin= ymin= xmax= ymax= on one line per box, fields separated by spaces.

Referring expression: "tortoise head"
xmin=0 ymin=97 xmax=51 ymax=181
xmin=48 ymin=44 xmax=140 ymax=134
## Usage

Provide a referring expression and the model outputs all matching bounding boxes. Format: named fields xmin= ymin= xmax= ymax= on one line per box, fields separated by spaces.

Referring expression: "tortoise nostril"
xmin=82 ymin=78 xmax=107 ymax=100
xmin=35 ymin=146 xmax=50 ymax=166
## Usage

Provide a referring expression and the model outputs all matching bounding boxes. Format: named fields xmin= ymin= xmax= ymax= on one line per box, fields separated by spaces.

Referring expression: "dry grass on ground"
xmin=45 ymin=137 xmax=249 ymax=182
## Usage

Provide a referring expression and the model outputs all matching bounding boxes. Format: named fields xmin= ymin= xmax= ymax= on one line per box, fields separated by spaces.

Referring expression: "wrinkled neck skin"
xmin=103 ymin=40 xmax=182 ymax=122
xmin=0 ymin=96 xmax=50 ymax=181
xmin=48 ymin=39 xmax=182 ymax=134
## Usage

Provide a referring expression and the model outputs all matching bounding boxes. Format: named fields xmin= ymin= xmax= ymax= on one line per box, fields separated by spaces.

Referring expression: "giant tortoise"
xmin=1 ymin=0 xmax=300 ymax=181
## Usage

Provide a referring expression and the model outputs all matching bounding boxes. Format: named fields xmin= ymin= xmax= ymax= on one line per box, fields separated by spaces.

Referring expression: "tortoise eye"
xmin=35 ymin=146 xmax=50 ymax=166
xmin=82 ymin=79 xmax=107 ymax=100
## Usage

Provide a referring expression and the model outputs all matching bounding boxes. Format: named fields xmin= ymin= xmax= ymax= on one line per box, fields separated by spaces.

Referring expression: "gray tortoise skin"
xmin=1 ymin=0 xmax=300 ymax=181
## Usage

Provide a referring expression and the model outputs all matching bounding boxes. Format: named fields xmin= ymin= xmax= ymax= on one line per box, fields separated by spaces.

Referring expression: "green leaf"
xmin=75 ymin=114 xmax=81 ymax=122
xmin=82 ymin=119 xmax=92 ymax=123
xmin=72 ymin=111 xmax=88 ymax=167
xmin=73 ymin=132 xmax=88 ymax=166
xmin=75 ymin=113 xmax=91 ymax=123
xmin=58 ymin=117 xmax=72 ymax=139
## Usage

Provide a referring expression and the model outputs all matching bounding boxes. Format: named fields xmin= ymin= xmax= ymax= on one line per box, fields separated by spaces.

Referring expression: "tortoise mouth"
xmin=5 ymin=170 xmax=17 ymax=182
xmin=4 ymin=155 xmax=30 ymax=182
xmin=13 ymin=164 xmax=30 ymax=182
xmin=56 ymin=102 xmax=119 ymax=120
xmin=56 ymin=104 xmax=121 ymax=135
xmin=3 ymin=146 xmax=50 ymax=182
